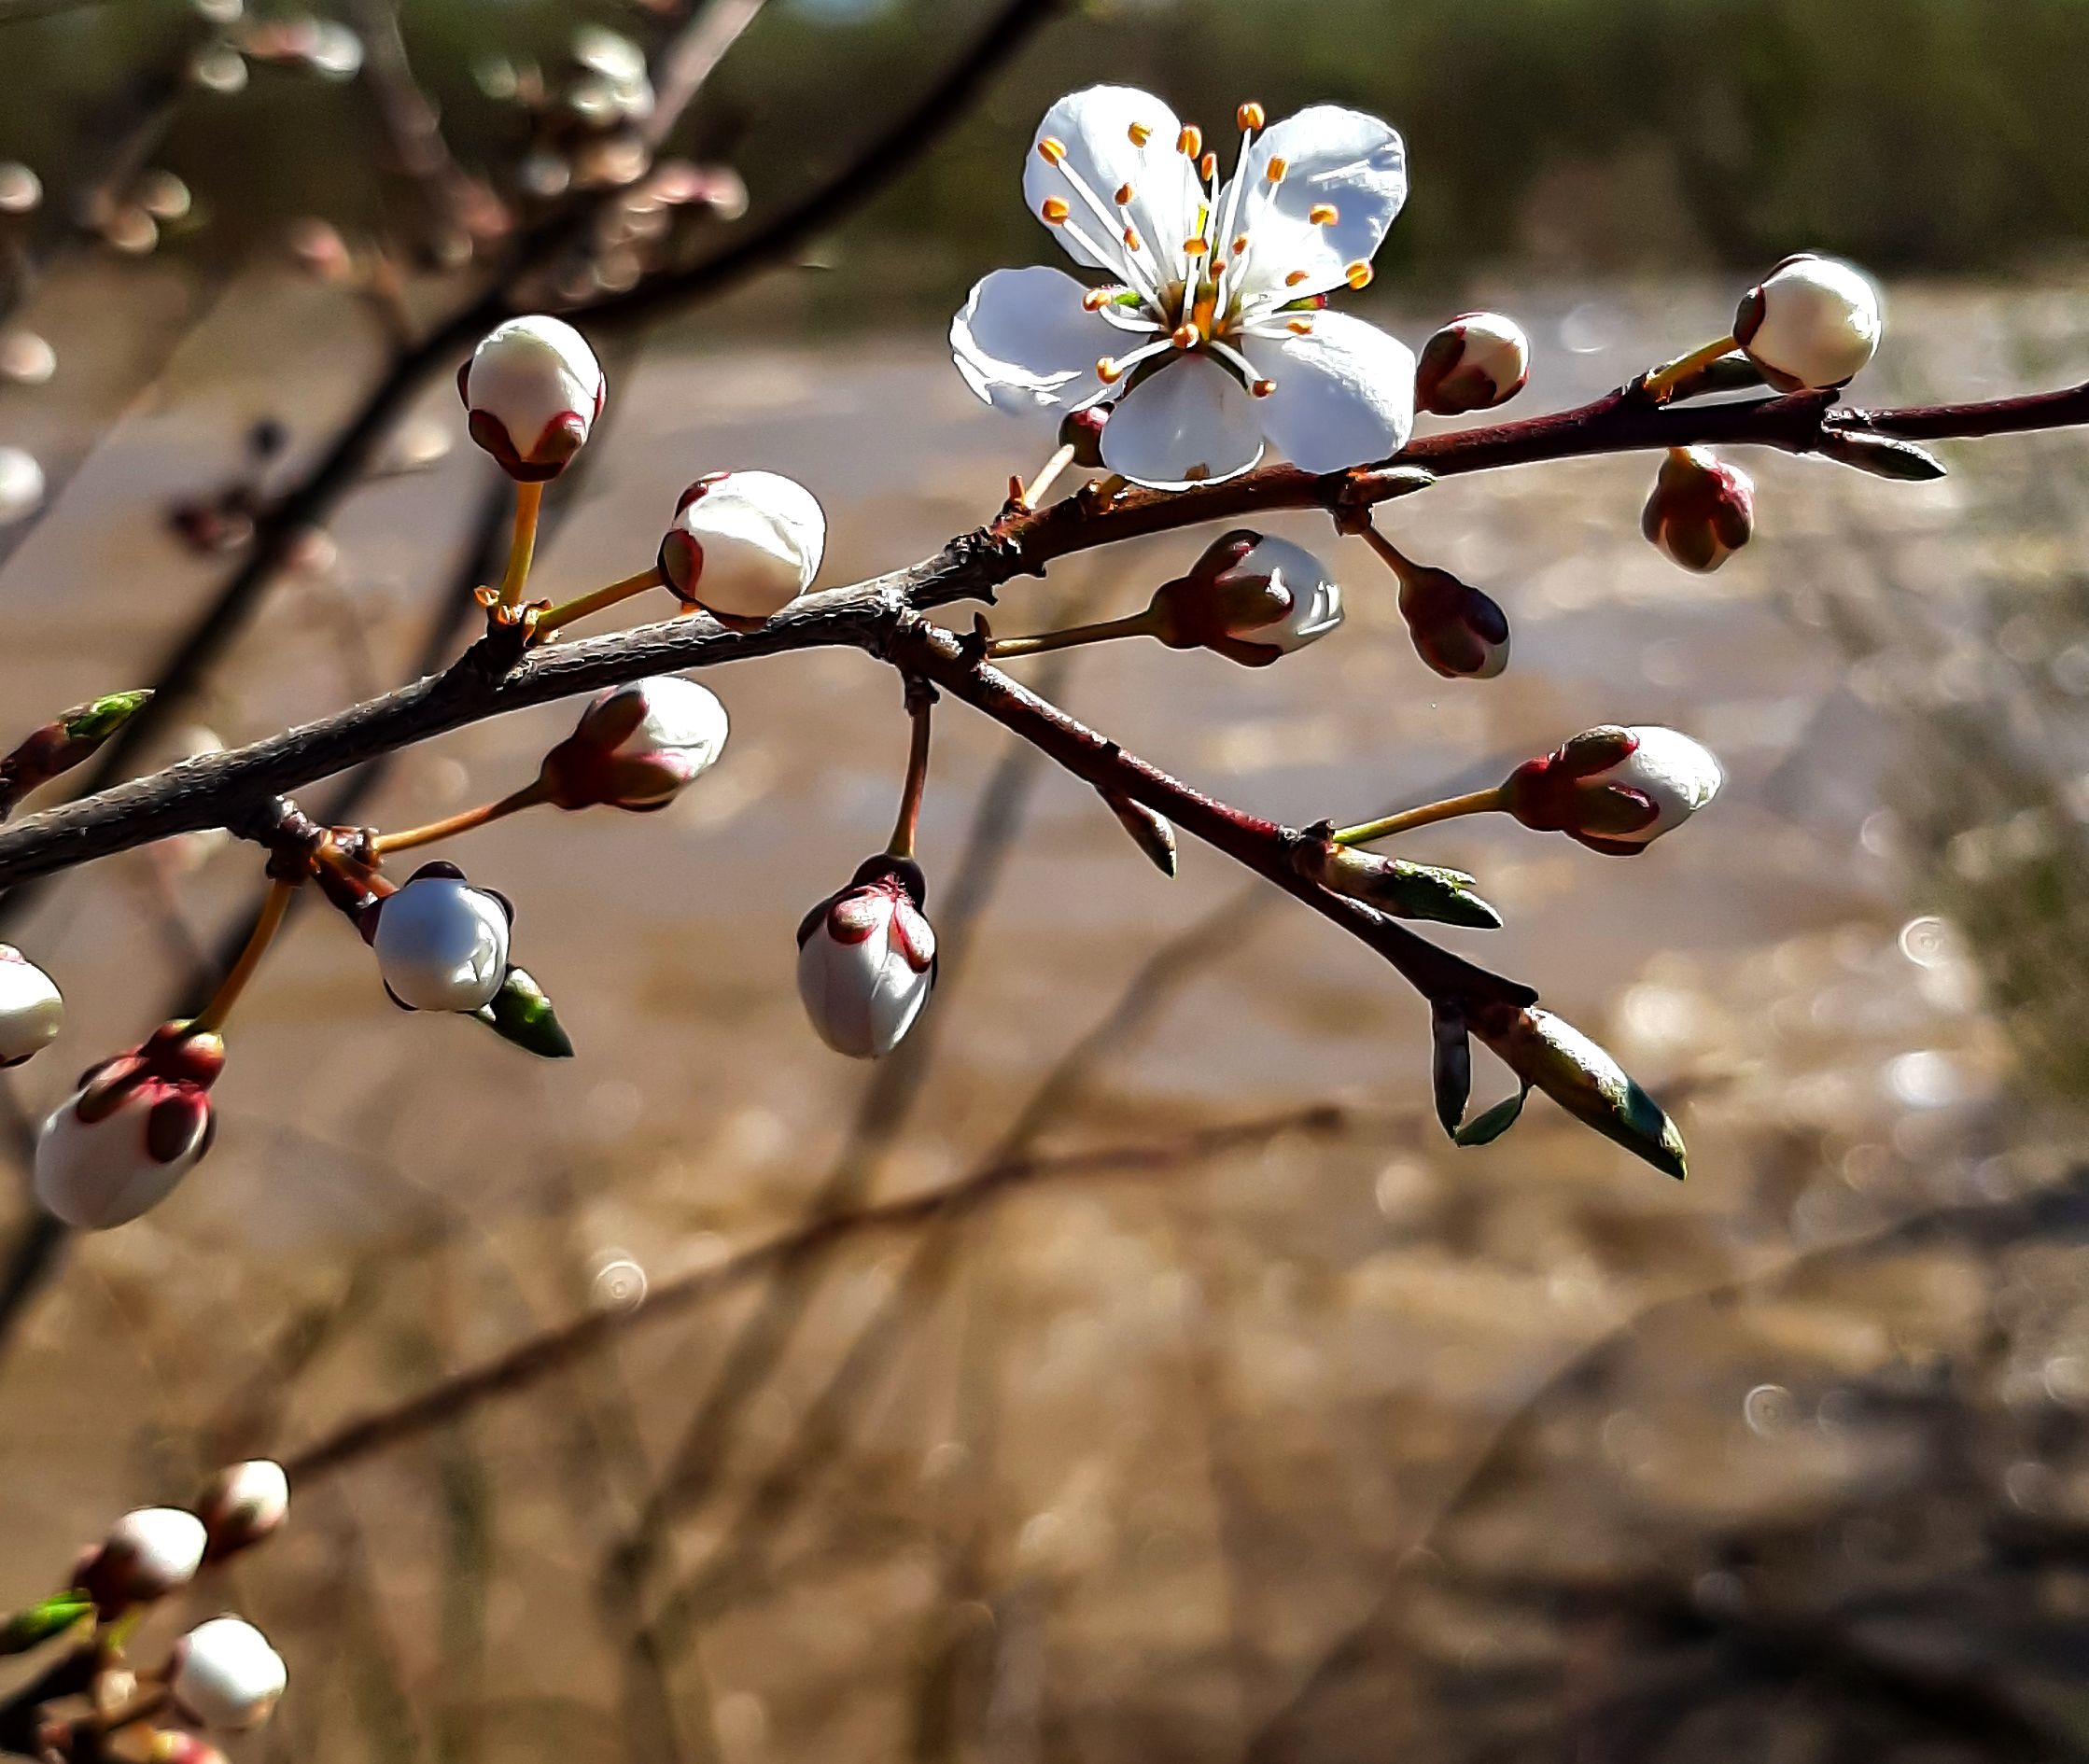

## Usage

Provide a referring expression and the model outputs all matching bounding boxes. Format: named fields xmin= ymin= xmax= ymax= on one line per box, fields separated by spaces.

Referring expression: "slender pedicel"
xmin=985 ymin=610 xmax=1157 ymax=660
xmin=887 ymin=686 xmax=934 ymax=861
xmin=533 ymin=566 xmax=667 ymax=638
xmin=187 ymin=879 xmax=294 ymax=1036
xmin=372 ymin=780 xmax=552 ymax=857
xmin=1642 ymin=333 xmax=1739 ymax=402
xmin=1332 ymin=788 xmax=1509 ymax=847
xmin=494 ymin=480 xmax=544 ymax=609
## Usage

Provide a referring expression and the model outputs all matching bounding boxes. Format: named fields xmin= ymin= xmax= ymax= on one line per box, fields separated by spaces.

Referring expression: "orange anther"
xmin=1177 ymin=126 xmax=1202 ymax=159
xmin=1251 ymin=378 xmax=1277 ymax=398
xmin=1037 ymin=137 xmax=1067 ymax=165
xmin=1041 ymin=197 xmax=1071 ymax=223
xmin=1237 ymin=102 xmax=1266 ymax=132
xmin=1284 ymin=268 xmax=1310 ymax=287
xmin=1114 ymin=182 xmax=1134 ymax=205
xmin=1171 ymin=323 xmax=1199 ymax=349
xmin=1097 ymin=357 xmax=1124 ymax=383
xmin=1309 ymin=203 xmax=1339 ymax=226
xmin=1199 ymin=152 xmax=1218 ymax=181
xmin=1287 ymin=317 xmax=1314 ymax=335
xmin=1128 ymin=121 xmax=1152 ymax=147
xmin=1183 ymin=236 xmax=1209 ymax=257
xmin=1344 ymin=260 xmax=1373 ymax=290
xmin=1266 ymin=157 xmax=1288 ymax=184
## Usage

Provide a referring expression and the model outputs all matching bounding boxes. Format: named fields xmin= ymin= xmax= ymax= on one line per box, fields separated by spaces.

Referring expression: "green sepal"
xmin=1 ymin=1592 xmax=93 ymax=1655
xmin=62 ymin=690 xmax=154 ymax=743
xmin=1453 ymin=1087 xmax=1528 ymax=1147
xmin=1815 ymin=429 xmax=1948 ymax=482
xmin=471 ymin=967 xmax=574 ymax=1057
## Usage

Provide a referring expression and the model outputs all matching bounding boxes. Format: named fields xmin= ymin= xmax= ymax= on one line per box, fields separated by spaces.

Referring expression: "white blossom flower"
xmin=1502 ymin=724 xmax=1723 ymax=855
xmin=82 ymin=1507 xmax=207 ymax=1609
xmin=951 ymin=87 xmax=1414 ymax=486
xmin=796 ymin=857 xmax=936 ymax=1059
xmin=372 ymin=866 xmax=512 ymax=1013
xmin=540 ymin=676 xmax=730 ymax=811
xmin=1641 ymin=446 xmax=1754 ymax=573
xmin=457 ymin=315 xmax=605 ymax=480
xmin=1149 ymin=531 xmax=1343 ymax=665
xmin=196 ymin=1460 xmax=289 ymax=1560
xmin=1734 ymin=254 xmax=1882 ymax=391
xmin=0 ymin=945 xmax=63 ymax=1068
xmin=1414 ymin=311 xmax=1530 ymax=415
xmin=171 ymin=1617 xmax=287 ymax=1731
xmin=658 ymin=471 xmax=824 ymax=624
xmin=35 ymin=1026 xmax=222 ymax=1230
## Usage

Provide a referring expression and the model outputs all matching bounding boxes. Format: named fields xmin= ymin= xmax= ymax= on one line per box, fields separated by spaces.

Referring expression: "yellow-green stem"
xmin=533 ymin=565 xmax=666 ymax=639
xmin=1332 ymin=786 xmax=1507 ymax=847
xmin=887 ymin=693 xmax=933 ymax=860
xmin=987 ymin=610 xmax=1157 ymax=660
xmin=188 ymin=879 xmax=293 ymax=1035
xmin=1641 ymin=333 xmax=1739 ymax=402
xmin=372 ymin=779 xmax=551 ymax=857
xmin=495 ymin=479 xmax=544 ymax=608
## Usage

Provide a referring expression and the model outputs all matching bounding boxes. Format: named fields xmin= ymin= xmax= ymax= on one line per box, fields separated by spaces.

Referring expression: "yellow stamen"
xmin=1309 ymin=203 xmax=1339 ymax=226
xmin=1344 ymin=260 xmax=1373 ymax=290
xmin=1177 ymin=126 xmax=1202 ymax=159
xmin=1041 ymin=196 xmax=1070 ymax=224
xmin=1038 ymin=137 xmax=1066 ymax=165
xmin=1171 ymin=322 xmax=1199 ymax=349
xmin=1097 ymin=357 xmax=1124 ymax=383
xmin=1284 ymin=268 xmax=1310 ymax=287
xmin=1128 ymin=121 xmax=1152 ymax=147
xmin=1287 ymin=317 xmax=1314 ymax=335
xmin=1081 ymin=287 xmax=1111 ymax=312
xmin=1251 ymin=378 xmax=1277 ymax=398
xmin=1114 ymin=181 xmax=1134 ymax=205
xmin=1237 ymin=102 xmax=1266 ymax=132
xmin=1122 ymin=224 xmax=1143 ymax=251
xmin=1199 ymin=151 xmax=1217 ymax=181
xmin=1183 ymin=236 xmax=1209 ymax=257
xmin=1266 ymin=157 xmax=1288 ymax=185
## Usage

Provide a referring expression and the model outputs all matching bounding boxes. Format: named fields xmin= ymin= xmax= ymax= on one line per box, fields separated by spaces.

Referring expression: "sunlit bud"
xmin=0 ymin=445 xmax=44 ymax=525
xmin=1059 ymin=403 xmax=1109 ymax=469
xmin=0 ymin=329 xmax=57 ymax=385
xmin=1395 ymin=564 xmax=1509 ymax=679
xmin=1294 ymin=845 xmax=1500 ymax=929
xmin=78 ymin=1507 xmax=207 ymax=1613
xmin=1413 ymin=312 xmax=1530 ymax=416
xmin=0 ymin=161 xmax=41 ymax=215
xmin=1097 ymin=786 xmax=1176 ymax=877
xmin=195 ymin=1461 xmax=288 ymax=1561
xmin=456 ymin=315 xmax=605 ymax=482
xmin=538 ymin=676 xmax=729 ymax=812
xmin=1501 ymin=724 xmax=1722 ymax=856
xmin=170 ymin=1617 xmax=287 ymax=1732
xmin=1149 ymin=531 xmax=1343 ymax=667
xmin=35 ymin=1025 xmax=223 ymax=1230
xmin=0 ymin=689 xmax=154 ymax=816
xmin=148 ymin=1733 xmax=231 ymax=1764
xmin=1733 ymin=253 xmax=1882 ymax=391
xmin=1640 ymin=446 xmax=1753 ymax=573
xmin=795 ymin=855 xmax=936 ymax=1060
xmin=1472 ymin=1005 xmax=1687 ymax=1179
xmin=0 ymin=946 xmax=62 ymax=1067
xmin=369 ymin=863 xmax=512 ymax=1013
xmin=657 ymin=470 xmax=825 ymax=627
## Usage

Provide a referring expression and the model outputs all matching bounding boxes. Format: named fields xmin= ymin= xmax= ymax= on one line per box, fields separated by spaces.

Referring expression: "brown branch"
xmin=280 ymin=1105 xmax=1351 ymax=1480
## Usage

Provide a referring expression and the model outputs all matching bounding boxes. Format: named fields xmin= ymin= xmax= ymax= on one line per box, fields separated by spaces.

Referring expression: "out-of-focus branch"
xmin=279 ymin=1104 xmax=1350 ymax=1480
xmin=643 ymin=0 xmax=771 ymax=154
xmin=344 ymin=0 xmax=475 ymax=260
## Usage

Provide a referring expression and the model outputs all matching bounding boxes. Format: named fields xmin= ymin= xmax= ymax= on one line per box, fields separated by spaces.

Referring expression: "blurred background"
xmin=4 ymin=2 xmax=2089 ymax=1759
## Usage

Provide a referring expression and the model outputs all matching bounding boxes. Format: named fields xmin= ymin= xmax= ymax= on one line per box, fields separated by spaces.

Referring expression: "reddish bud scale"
xmin=1501 ymin=729 xmax=1661 ymax=854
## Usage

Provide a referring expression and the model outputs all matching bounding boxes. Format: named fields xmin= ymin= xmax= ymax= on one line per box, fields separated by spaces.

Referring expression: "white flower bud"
xmin=1641 ymin=446 xmax=1754 ymax=573
xmin=82 ymin=1507 xmax=207 ymax=1610
xmin=1733 ymin=254 xmax=1882 ymax=392
xmin=1151 ymin=531 xmax=1343 ymax=665
xmin=657 ymin=471 xmax=825 ymax=625
xmin=0 ymin=945 xmax=63 ymax=1067
xmin=196 ymin=1460 xmax=289 ymax=1560
xmin=1228 ymin=537 xmax=1342 ymax=653
xmin=171 ymin=1617 xmax=287 ymax=1732
xmin=372 ymin=867 xmax=512 ymax=1013
xmin=457 ymin=315 xmax=605 ymax=481
xmin=35 ymin=1026 xmax=223 ymax=1230
xmin=539 ymin=676 xmax=729 ymax=811
xmin=795 ymin=857 xmax=936 ymax=1059
xmin=1414 ymin=312 xmax=1531 ymax=416
xmin=1503 ymin=724 xmax=1722 ymax=855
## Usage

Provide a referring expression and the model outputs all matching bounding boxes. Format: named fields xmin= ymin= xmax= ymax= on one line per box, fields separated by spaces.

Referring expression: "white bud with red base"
xmin=1642 ymin=446 xmax=1754 ymax=573
xmin=1414 ymin=312 xmax=1530 ymax=416
xmin=170 ymin=1617 xmax=287 ymax=1732
xmin=1733 ymin=254 xmax=1881 ymax=392
xmin=196 ymin=1460 xmax=289 ymax=1561
xmin=1150 ymin=532 xmax=1343 ymax=667
xmin=538 ymin=676 xmax=729 ymax=812
xmin=369 ymin=864 xmax=512 ymax=1013
xmin=1395 ymin=564 xmax=1510 ymax=679
xmin=795 ymin=856 xmax=936 ymax=1059
xmin=457 ymin=315 xmax=605 ymax=481
xmin=78 ymin=1507 xmax=207 ymax=1613
xmin=35 ymin=1025 xmax=223 ymax=1229
xmin=1501 ymin=724 xmax=1722 ymax=855
xmin=658 ymin=471 xmax=825 ymax=627
xmin=0 ymin=944 xmax=63 ymax=1068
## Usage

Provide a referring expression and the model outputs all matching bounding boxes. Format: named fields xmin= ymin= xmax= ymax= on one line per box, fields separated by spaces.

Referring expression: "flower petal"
xmin=1230 ymin=105 xmax=1407 ymax=302
xmin=1244 ymin=311 xmax=1414 ymax=474
xmin=1100 ymin=356 xmax=1264 ymax=488
xmin=950 ymin=267 xmax=1117 ymax=419
xmin=1024 ymin=85 xmax=1196 ymax=281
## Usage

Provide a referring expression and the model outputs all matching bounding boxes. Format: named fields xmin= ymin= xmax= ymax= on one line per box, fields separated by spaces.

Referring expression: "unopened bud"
xmin=470 ymin=966 xmax=574 ymax=1058
xmin=170 ymin=1617 xmax=287 ymax=1732
xmin=79 ymin=1507 xmax=206 ymax=1613
xmin=796 ymin=856 xmax=936 ymax=1059
xmin=35 ymin=1025 xmax=223 ymax=1230
xmin=1641 ymin=446 xmax=1754 ymax=573
xmin=538 ymin=676 xmax=729 ymax=812
xmin=1297 ymin=844 xmax=1501 ymax=929
xmin=195 ymin=1460 xmax=288 ymax=1561
xmin=1733 ymin=253 xmax=1882 ymax=392
xmin=1813 ymin=428 xmax=1946 ymax=482
xmin=1395 ymin=564 xmax=1510 ymax=679
xmin=1150 ymin=531 xmax=1343 ymax=666
xmin=369 ymin=863 xmax=512 ymax=1014
xmin=1097 ymin=787 xmax=1177 ymax=877
xmin=1413 ymin=312 xmax=1530 ymax=416
xmin=0 ymin=945 xmax=62 ymax=1068
xmin=0 ymin=690 xmax=151 ymax=817
xmin=657 ymin=470 xmax=825 ymax=626
xmin=457 ymin=315 xmax=605 ymax=481
xmin=1501 ymin=723 xmax=1722 ymax=856
xmin=0 ymin=1591 xmax=93 ymax=1655
xmin=1473 ymin=1006 xmax=1687 ymax=1179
